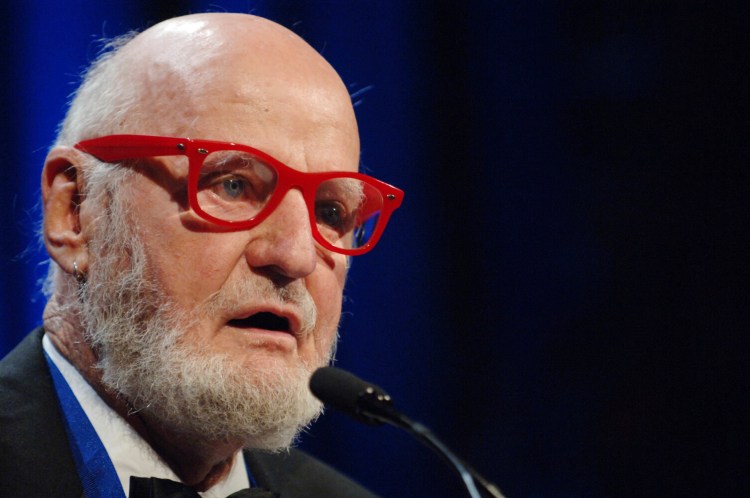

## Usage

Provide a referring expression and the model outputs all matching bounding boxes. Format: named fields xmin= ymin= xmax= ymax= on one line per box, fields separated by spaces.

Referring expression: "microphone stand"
xmin=356 ymin=387 xmax=506 ymax=498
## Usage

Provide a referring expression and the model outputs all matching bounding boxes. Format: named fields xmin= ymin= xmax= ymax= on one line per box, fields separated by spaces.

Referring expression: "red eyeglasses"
xmin=74 ymin=135 xmax=404 ymax=256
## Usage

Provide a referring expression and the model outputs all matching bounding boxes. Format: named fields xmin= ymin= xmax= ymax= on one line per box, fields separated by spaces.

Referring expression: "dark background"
xmin=1 ymin=1 xmax=746 ymax=497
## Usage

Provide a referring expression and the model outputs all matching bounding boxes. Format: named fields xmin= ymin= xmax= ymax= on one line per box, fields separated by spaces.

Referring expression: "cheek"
xmin=307 ymin=260 xmax=347 ymax=351
xmin=158 ymin=247 xmax=232 ymax=303
xmin=139 ymin=222 xmax=246 ymax=309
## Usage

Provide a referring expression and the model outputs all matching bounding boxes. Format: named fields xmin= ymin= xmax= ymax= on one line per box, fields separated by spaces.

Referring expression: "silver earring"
xmin=73 ymin=261 xmax=86 ymax=283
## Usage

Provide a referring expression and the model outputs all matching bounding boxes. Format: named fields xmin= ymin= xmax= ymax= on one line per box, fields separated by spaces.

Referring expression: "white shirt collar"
xmin=42 ymin=333 xmax=250 ymax=498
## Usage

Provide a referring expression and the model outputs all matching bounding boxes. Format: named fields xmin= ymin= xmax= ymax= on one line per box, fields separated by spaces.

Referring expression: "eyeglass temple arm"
xmin=74 ymin=135 xmax=186 ymax=162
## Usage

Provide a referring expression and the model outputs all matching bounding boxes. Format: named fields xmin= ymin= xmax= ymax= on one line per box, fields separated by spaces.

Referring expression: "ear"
xmin=41 ymin=146 xmax=91 ymax=276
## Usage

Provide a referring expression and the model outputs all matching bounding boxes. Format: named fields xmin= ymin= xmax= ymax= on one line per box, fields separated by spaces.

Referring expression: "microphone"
xmin=310 ymin=367 xmax=506 ymax=498
xmin=309 ymin=365 xmax=401 ymax=427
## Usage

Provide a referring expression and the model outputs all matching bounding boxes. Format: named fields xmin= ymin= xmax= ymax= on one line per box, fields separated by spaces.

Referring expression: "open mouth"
xmin=228 ymin=312 xmax=291 ymax=333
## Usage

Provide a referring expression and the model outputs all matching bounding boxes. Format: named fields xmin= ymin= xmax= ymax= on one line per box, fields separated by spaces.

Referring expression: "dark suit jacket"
xmin=0 ymin=328 xmax=378 ymax=497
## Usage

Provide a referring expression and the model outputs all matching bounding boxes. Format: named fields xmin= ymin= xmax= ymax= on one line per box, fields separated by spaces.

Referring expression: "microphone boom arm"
xmin=310 ymin=367 xmax=506 ymax=498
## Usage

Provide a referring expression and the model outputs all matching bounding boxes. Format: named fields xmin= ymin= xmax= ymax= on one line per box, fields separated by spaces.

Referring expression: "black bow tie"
xmin=129 ymin=476 xmax=279 ymax=498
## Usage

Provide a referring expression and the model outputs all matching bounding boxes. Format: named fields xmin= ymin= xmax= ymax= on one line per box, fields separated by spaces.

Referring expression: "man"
xmin=0 ymin=13 xmax=403 ymax=497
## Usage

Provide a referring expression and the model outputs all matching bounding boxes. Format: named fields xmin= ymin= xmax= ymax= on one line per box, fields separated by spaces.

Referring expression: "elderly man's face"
xmin=116 ymin=55 xmax=358 ymax=380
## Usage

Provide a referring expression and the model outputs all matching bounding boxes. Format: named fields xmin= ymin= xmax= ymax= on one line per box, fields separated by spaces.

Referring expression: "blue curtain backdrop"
xmin=1 ymin=1 xmax=746 ymax=497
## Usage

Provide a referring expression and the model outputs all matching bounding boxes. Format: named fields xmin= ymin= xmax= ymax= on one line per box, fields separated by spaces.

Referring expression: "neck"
xmin=44 ymin=297 xmax=242 ymax=491
xmin=103 ymin=385 xmax=243 ymax=490
xmin=137 ymin=421 xmax=242 ymax=490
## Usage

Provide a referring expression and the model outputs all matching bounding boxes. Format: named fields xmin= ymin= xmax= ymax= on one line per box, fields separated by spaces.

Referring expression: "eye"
xmin=198 ymin=151 xmax=276 ymax=204
xmin=315 ymin=201 xmax=347 ymax=230
xmin=195 ymin=150 xmax=279 ymax=222
xmin=200 ymin=174 xmax=254 ymax=202
xmin=222 ymin=177 xmax=247 ymax=199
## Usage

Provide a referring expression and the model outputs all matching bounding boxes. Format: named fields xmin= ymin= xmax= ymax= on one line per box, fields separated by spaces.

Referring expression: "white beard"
xmin=78 ymin=186 xmax=329 ymax=451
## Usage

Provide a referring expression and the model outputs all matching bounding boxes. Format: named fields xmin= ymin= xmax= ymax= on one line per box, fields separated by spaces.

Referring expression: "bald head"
xmin=46 ymin=12 xmax=362 ymax=303
xmin=58 ymin=13 xmax=359 ymax=157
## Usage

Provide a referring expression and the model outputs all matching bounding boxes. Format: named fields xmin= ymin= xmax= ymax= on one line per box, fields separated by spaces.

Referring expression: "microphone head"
xmin=310 ymin=367 xmax=394 ymax=425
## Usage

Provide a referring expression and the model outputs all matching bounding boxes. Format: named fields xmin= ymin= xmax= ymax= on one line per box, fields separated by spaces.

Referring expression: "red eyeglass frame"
xmin=74 ymin=135 xmax=404 ymax=256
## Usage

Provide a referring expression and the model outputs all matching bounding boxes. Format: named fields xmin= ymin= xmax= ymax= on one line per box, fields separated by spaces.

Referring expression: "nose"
xmin=243 ymin=189 xmax=317 ymax=280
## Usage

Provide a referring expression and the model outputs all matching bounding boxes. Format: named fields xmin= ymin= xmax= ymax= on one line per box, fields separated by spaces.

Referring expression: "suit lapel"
xmin=0 ymin=328 xmax=83 ymax=497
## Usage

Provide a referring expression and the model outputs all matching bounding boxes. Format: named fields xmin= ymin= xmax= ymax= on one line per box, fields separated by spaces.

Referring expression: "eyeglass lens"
xmin=195 ymin=150 xmax=384 ymax=249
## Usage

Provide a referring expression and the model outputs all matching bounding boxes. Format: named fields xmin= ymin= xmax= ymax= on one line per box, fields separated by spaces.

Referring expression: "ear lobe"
xmin=42 ymin=146 xmax=90 ymax=276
